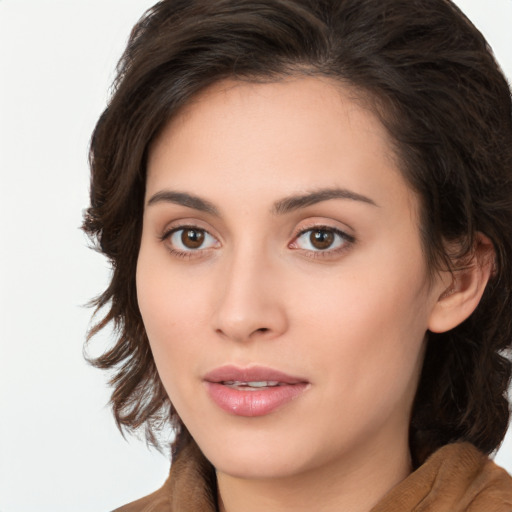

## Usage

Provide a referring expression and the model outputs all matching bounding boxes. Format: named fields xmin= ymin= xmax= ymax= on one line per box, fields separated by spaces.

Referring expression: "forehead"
xmin=146 ymin=76 xmax=416 ymax=219
xmin=151 ymin=76 xmax=392 ymax=157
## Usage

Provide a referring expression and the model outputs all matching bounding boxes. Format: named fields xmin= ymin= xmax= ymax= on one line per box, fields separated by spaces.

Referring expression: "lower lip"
xmin=205 ymin=382 xmax=308 ymax=417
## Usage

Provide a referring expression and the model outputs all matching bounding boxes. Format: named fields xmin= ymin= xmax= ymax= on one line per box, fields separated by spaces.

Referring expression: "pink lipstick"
xmin=203 ymin=365 xmax=309 ymax=417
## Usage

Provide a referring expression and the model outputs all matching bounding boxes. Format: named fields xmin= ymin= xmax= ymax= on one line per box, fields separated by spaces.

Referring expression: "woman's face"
xmin=137 ymin=77 xmax=446 ymax=479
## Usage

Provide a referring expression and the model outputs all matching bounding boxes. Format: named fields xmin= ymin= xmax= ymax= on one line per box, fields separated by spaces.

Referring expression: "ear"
xmin=428 ymin=233 xmax=495 ymax=333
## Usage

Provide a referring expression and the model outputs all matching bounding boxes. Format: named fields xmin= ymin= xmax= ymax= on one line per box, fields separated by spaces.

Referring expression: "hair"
xmin=83 ymin=0 xmax=512 ymax=464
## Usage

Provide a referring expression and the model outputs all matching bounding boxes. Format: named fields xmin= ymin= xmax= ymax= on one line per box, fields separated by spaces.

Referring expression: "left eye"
xmin=167 ymin=227 xmax=218 ymax=251
xmin=293 ymin=227 xmax=350 ymax=251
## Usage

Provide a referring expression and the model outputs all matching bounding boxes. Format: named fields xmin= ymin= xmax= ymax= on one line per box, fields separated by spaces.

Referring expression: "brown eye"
xmin=310 ymin=229 xmax=335 ymax=250
xmin=181 ymin=229 xmax=205 ymax=249
xmin=165 ymin=227 xmax=218 ymax=254
xmin=292 ymin=226 xmax=352 ymax=254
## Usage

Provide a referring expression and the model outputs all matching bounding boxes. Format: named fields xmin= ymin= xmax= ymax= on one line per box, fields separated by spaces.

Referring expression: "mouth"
xmin=221 ymin=380 xmax=282 ymax=390
xmin=203 ymin=365 xmax=309 ymax=417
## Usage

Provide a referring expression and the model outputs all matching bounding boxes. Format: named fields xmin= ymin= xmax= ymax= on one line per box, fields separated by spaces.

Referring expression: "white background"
xmin=0 ymin=1 xmax=511 ymax=510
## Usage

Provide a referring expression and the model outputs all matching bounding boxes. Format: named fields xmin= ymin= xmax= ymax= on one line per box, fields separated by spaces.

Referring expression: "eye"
xmin=163 ymin=226 xmax=219 ymax=254
xmin=291 ymin=226 xmax=354 ymax=253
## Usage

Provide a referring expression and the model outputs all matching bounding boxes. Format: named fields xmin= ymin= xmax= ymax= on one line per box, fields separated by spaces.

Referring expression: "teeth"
xmin=223 ymin=380 xmax=280 ymax=388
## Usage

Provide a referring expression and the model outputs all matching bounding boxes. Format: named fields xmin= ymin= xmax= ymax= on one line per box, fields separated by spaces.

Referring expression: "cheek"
xmin=137 ymin=231 xmax=207 ymax=330
xmin=136 ymin=247 xmax=198 ymax=377
xmin=293 ymin=246 xmax=431 ymax=393
xmin=295 ymin=256 xmax=428 ymax=337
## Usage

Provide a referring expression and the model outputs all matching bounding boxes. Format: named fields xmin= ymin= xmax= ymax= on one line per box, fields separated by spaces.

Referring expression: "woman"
xmin=83 ymin=0 xmax=512 ymax=510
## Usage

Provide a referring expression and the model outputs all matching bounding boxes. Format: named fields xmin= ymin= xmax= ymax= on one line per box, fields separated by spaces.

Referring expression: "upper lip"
xmin=203 ymin=365 xmax=308 ymax=384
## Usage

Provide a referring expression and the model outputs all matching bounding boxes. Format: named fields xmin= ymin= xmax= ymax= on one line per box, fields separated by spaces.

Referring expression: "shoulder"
xmin=111 ymin=440 xmax=217 ymax=512
xmin=372 ymin=443 xmax=512 ymax=512
xmin=112 ymin=486 xmax=171 ymax=512
xmin=462 ymin=444 xmax=512 ymax=511
xmin=436 ymin=443 xmax=512 ymax=511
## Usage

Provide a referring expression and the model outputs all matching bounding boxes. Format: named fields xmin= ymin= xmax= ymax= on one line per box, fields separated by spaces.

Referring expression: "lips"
xmin=203 ymin=365 xmax=309 ymax=417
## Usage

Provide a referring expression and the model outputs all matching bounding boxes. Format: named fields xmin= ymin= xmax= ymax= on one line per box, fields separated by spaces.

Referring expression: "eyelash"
xmin=290 ymin=225 xmax=355 ymax=259
xmin=160 ymin=224 xmax=355 ymax=260
xmin=160 ymin=225 xmax=219 ymax=259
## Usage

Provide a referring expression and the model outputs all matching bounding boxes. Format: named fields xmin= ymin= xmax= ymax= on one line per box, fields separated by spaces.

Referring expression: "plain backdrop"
xmin=0 ymin=1 xmax=511 ymax=510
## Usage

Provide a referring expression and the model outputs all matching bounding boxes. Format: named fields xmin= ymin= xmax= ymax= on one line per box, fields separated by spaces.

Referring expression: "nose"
xmin=212 ymin=247 xmax=288 ymax=343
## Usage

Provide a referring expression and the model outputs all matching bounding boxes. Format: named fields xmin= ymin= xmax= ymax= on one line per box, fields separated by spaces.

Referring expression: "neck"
xmin=216 ymin=435 xmax=412 ymax=512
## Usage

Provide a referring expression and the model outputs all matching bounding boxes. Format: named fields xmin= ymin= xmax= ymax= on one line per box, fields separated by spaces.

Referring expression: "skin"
xmin=136 ymin=77 xmax=463 ymax=512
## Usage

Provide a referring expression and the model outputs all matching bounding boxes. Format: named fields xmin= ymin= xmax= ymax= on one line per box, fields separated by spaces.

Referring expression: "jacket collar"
xmin=370 ymin=442 xmax=512 ymax=511
xmin=115 ymin=441 xmax=512 ymax=511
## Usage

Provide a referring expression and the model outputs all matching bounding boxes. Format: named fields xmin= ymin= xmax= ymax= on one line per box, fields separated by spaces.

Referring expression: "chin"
xmin=210 ymin=450 xmax=308 ymax=480
xmin=190 ymin=423 xmax=332 ymax=480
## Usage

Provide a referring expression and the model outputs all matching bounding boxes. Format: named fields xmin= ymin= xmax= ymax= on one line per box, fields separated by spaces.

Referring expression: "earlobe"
xmin=428 ymin=233 xmax=495 ymax=334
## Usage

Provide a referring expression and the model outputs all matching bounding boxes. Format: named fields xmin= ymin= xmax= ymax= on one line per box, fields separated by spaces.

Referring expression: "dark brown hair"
xmin=83 ymin=0 xmax=512 ymax=463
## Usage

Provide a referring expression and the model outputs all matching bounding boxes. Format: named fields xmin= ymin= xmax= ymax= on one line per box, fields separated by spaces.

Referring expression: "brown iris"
xmin=181 ymin=229 xmax=205 ymax=249
xmin=310 ymin=229 xmax=335 ymax=250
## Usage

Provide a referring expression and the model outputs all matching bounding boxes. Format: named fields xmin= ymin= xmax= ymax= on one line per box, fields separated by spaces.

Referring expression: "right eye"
xmin=163 ymin=226 xmax=219 ymax=256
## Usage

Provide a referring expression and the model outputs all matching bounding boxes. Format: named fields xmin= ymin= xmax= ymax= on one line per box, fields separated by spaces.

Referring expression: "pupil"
xmin=182 ymin=229 xmax=205 ymax=249
xmin=310 ymin=230 xmax=334 ymax=250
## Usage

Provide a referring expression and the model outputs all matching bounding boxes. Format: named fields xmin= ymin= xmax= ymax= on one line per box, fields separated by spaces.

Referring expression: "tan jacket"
xmin=114 ymin=441 xmax=512 ymax=512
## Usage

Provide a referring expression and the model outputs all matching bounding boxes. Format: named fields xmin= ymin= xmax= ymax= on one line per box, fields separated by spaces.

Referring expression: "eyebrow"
xmin=146 ymin=187 xmax=378 ymax=216
xmin=272 ymin=188 xmax=378 ymax=215
xmin=147 ymin=190 xmax=219 ymax=215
